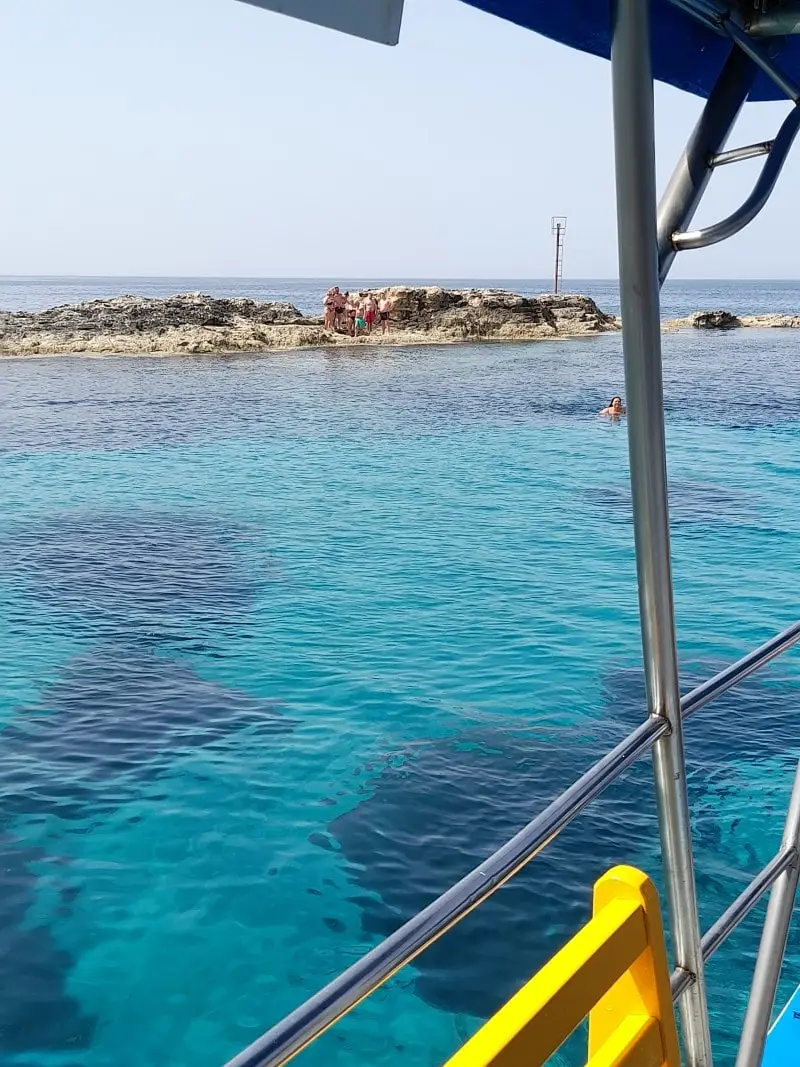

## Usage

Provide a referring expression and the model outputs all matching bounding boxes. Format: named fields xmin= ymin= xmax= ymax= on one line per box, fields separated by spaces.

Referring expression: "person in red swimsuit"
xmin=364 ymin=294 xmax=378 ymax=333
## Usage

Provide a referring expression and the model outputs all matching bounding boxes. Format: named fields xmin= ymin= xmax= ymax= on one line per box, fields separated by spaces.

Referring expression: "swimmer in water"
xmin=600 ymin=395 xmax=626 ymax=417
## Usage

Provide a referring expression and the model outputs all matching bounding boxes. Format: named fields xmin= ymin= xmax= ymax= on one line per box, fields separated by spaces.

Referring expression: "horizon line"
xmin=1 ymin=274 xmax=798 ymax=283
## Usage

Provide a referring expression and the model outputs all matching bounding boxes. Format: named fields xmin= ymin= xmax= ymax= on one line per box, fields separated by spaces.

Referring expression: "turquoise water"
xmin=1 ymin=307 xmax=800 ymax=1067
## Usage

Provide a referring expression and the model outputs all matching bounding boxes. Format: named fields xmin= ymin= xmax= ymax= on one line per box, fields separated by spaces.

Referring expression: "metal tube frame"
xmin=672 ymin=103 xmax=800 ymax=251
xmin=749 ymin=6 xmax=800 ymax=37
xmin=736 ymin=762 xmax=800 ymax=1067
xmin=656 ymin=44 xmax=757 ymax=282
xmin=224 ymin=620 xmax=800 ymax=1067
xmin=223 ymin=6 xmax=800 ymax=1067
xmin=700 ymin=850 xmax=796 ymax=967
xmin=658 ymin=14 xmax=800 ymax=274
xmin=709 ymin=141 xmax=772 ymax=167
xmin=668 ymin=0 xmax=724 ymax=34
xmin=680 ymin=619 xmax=800 ymax=721
xmin=671 ymin=844 xmax=798 ymax=1000
xmin=723 ymin=19 xmax=800 ymax=102
xmin=225 ymin=715 xmax=667 ymax=1067
xmin=611 ymin=2 xmax=712 ymax=1063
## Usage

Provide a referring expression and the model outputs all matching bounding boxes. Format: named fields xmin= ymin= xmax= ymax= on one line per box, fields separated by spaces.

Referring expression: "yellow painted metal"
xmin=588 ymin=1015 xmax=663 ymax=1067
xmin=442 ymin=865 xmax=679 ymax=1067
xmin=589 ymin=867 xmax=680 ymax=1067
xmin=445 ymin=898 xmax=645 ymax=1067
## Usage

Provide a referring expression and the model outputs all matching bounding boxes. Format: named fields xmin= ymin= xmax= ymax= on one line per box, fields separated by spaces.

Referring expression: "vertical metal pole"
xmin=610 ymin=3 xmax=714 ymax=1066
xmin=735 ymin=761 xmax=800 ymax=1067
xmin=657 ymin=46 xmax=757 ymax=283
xmin=554 ymin=224 xmax=561 ymax=294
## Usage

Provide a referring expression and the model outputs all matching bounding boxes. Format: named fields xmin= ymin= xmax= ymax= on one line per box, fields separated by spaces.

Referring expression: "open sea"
xmin=1 ymin=276 xmax=799 ymax=1067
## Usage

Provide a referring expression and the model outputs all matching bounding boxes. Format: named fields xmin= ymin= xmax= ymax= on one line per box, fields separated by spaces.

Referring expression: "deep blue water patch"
xmin=2 ymin=646 xmax=290 ymax=817
xmin=328 ymin=723 xmax=658 ymax=1019
xmin=0 ymin=504 xmax=290 ymax=1063
xmin=603 ymin=666 xmax=800 ymax=770
xmin=0 ymin=648 xmax=290 ymax=1060
xmin=328 ymin=667 xmax=800 ymax=1022
xmin=0 ymin=324 xmax=798 ymax=1067
xmin=0 ymin=836 xmax=95 ymax=1056
xmin=585 ymin=479 xmax=755 ymax=532
xmin=0 ymin=510 xmax=270 ymax=640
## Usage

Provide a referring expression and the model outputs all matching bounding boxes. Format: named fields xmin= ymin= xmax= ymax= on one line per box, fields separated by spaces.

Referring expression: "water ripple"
xmin=0 ymin=329 xmax=798 ymax=1067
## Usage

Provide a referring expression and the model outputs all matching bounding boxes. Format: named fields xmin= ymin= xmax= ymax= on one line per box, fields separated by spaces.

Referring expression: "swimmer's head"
xmin=610 ymin=396 xmax=623 ymax=411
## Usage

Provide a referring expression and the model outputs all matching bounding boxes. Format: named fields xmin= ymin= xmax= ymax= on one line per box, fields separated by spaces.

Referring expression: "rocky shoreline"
xmin=0 ymin=287 xmax=616 ymax=356
xmin=679 ymin=309 xmax=800 ymax=330
xmin=0 ymin=289 xmax=796 ymax=356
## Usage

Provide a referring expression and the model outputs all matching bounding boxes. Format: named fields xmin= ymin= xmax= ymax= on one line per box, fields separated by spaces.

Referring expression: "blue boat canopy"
xmin=239 ymin=0 xmax=800 ymax=102
xmin=462 ymin=0 xmax=799 ymax=101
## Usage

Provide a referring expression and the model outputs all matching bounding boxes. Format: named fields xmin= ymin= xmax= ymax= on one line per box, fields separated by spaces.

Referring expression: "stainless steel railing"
xmin=224 ymin=619 xmax=800 ymax=1067
xmin=220 ymin=6 xmax=800 ymax=1067
xmin=737 ymin=762 xmax=800 ymax=1067
xmin=682 ymin=621 xmax=800 ymax=720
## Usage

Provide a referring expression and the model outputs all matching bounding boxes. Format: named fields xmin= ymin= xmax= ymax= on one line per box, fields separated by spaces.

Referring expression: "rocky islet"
xmin=0 ymin=287 xmax=616 ymax=355
xmin=0 ymin=288 xmax=797 ymax=356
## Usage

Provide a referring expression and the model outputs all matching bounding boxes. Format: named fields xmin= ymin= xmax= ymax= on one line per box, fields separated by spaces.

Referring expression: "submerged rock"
xmin=0 ymin=287 xmax=616 ymax=356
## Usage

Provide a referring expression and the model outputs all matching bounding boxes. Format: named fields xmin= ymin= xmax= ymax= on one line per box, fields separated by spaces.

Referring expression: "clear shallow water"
xmin=1 ymin=283 xmax=800 ymax=1067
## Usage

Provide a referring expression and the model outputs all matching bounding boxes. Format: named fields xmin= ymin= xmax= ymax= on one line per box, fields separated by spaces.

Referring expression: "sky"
xmin=1 ymin=0 xmax=797 ymax=279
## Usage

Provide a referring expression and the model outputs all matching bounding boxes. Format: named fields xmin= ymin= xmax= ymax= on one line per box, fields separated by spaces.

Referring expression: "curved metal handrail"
xmin=723 ymin=19 xmax=800 ymax=102
xmin=223 ymin=621 xmax=800 ymax=1067
xmin=214 ymin=8 xmax=800 ymax=1067
xmin=749 ymin=6 xmax=800 ymax=38
xmin=225 ymin=715 xmax=666 ymax=1067
xmin=681 ymin=619 xmax=800 ymax=720
xmin=709 ymin=140 xmax=773 ymax=167
xmin=672 ymin=103 xmax=800 ymax=250
xmin=671 ymin=848 xmax=798 ymax=1000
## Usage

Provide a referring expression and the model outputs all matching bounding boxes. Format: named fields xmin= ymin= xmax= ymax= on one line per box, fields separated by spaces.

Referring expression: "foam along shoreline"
xmin=0 ymin=287 xmax=617 ymax=356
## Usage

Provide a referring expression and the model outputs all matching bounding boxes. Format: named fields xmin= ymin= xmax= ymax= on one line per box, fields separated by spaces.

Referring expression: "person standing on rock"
xmin=379 ymin=292 xmax=392 ymax=335
xmin=364 ymin=294 xmax=378 ymax=334
xmin=323 ymin=288 xmax=336 ymax=330
xmin=345 ymin=293 xmax=357 ymax=337
xmin=333 ymin=288 xmax=346 ymax=331
xmin=354 ymin=298 xmax=367 ymax=338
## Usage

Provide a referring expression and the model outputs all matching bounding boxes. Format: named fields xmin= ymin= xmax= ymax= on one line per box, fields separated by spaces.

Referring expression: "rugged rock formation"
xmin=691 ymin=310 xmax=742 ymax=329
xmin=0 ymin=293 xmax=324 ymax=355
xmin=665 ymin=311 xmax=800 ymax=330
xmin=739 ymin=313 xmax=800 ymax=329
xmin=350 ymin=287 xmax=616 ymax=339
xmin=1 ymin=293 xmax=309 ymax=335
xmin=0 ymin=288 xmax=616 ymax=356
xmin=667 ymin=309 xmax=800 ymax=331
